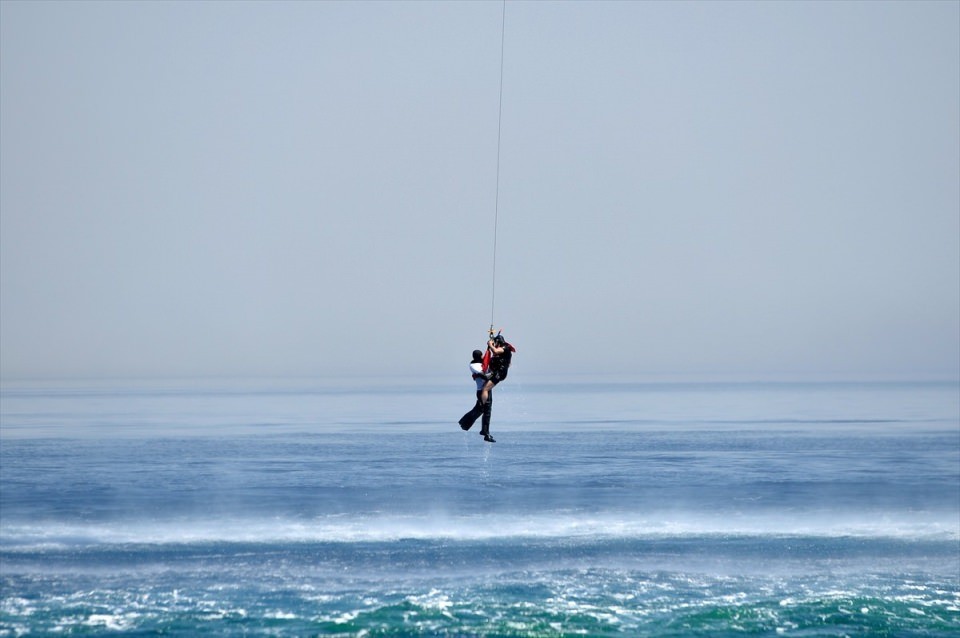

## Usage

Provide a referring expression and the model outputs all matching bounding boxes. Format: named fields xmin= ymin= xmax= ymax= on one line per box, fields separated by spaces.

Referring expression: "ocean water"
xmin=1 ymin=377 xmax=958 ymax=637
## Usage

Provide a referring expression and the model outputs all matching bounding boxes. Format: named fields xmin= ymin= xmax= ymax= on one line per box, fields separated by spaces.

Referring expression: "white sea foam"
xmin=1 ymin=511 xmax=957 ymax=549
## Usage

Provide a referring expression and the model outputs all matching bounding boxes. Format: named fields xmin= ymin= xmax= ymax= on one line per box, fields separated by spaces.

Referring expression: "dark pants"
xmin=458 ymin=390 xmax=492 ymax=435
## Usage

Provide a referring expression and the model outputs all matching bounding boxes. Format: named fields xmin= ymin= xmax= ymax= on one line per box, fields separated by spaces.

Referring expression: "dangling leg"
xmin=480 ymin=379 xmax=495 ymax=405
xmin=459 ymin=391 xmax=484 ymax=430
xmin=480 ymin=390 xmax=495 ymax=442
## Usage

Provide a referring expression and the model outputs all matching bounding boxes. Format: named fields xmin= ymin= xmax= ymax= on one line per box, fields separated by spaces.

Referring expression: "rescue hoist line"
xmin=489 ymin=0 xmax=506 ymax=336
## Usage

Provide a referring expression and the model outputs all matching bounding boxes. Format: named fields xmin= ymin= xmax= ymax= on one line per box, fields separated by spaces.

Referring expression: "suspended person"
xmin=458 ymin=349 xmax=496 ymax=442
xmin=480 ymin=331 xmax=515 ymax=406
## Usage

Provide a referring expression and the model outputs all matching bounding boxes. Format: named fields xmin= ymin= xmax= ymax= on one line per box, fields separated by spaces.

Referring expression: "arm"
xmin=470 ymin=362 xmax=491 ymax=378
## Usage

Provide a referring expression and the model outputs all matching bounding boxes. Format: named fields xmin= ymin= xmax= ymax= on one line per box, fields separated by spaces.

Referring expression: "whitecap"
xmin=2 ymin=509 xmax=957 ymax=549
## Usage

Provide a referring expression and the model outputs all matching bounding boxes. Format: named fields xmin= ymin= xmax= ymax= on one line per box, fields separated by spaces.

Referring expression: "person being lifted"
xmin=458 ymin=349 xmax=494 ymax=441
xmin=458 ymin=330 xmax=516 ymax=443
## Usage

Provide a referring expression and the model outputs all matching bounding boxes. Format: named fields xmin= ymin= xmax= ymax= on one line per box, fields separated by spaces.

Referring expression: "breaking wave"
xmin=3 ymin=511 xmax=957 ymax=550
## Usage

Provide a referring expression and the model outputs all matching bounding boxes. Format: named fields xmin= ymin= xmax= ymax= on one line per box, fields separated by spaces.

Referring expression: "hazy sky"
xmin=2 ymin=0 xmax=958 ymax=381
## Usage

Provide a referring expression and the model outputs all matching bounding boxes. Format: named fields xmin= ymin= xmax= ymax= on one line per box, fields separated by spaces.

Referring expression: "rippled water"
xmin=1 ymin=378 xmax=958 ymax=636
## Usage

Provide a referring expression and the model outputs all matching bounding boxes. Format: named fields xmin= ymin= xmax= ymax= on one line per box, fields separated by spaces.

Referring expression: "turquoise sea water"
xmin=1 ymin=378 xmax=958 ymax=636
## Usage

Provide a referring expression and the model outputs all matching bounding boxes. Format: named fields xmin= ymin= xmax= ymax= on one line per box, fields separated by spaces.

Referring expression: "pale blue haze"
xmin=1 ymin=0 xmax=958 ymax=380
